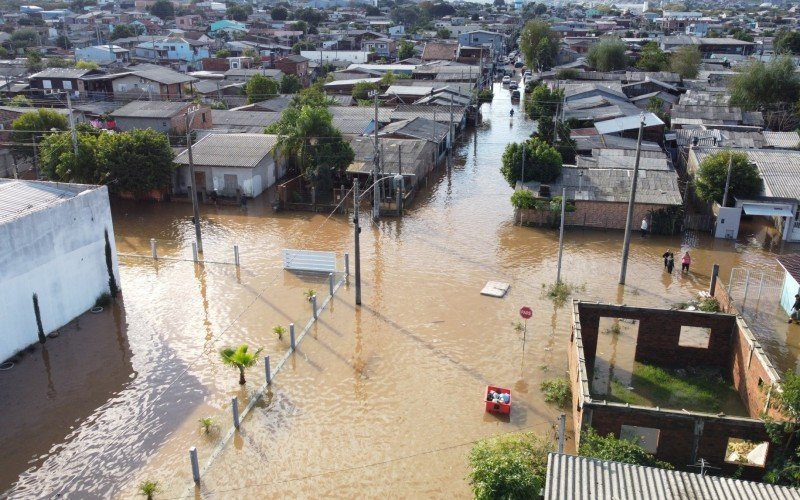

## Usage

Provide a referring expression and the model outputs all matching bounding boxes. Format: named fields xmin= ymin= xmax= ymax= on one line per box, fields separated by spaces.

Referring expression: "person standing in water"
xmin=789 ymin=294 xmax=800 ymax=324
xmin=662 ymin=250 xmax=671 ymax=270
xmin=681 ymin=251 xmax=691 ymax=273
xmin=666 ymin=253 xmax=675 ymax=274
xmin=640 ymin=217 xmax=649 ymax=237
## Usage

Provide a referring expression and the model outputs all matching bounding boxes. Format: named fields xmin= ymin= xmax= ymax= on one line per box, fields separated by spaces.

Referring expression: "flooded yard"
xmin=2 ymin=84 xmax=799 ymax=498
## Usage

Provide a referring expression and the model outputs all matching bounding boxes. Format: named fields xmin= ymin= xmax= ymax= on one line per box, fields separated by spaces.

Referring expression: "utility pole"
xmin=722 ymin=144 xmax=736 ymax=207
xmin=520 ymin=142 xmax=525 ymax=184
xmin=397 ymin=145 xmax=403 ymax=216
xmin=65 ymin=91 xmax=78 ymax=156
xmin=353 ymin=180 xmax=362 ymax=306
xmin=448 ymin=93 xmax=454 ymax=168
xmin=371 ymin=90 xmax=380 ymax=219
xmin=185 ymin=112 xmax=203 ymax=254
xmin=556 ymin=187 xmax=566 ymax=283
xmin=618 ymin=113 xmax=646 ymax=285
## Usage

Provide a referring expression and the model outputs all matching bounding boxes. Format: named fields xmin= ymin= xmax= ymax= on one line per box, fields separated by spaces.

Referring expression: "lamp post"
xmin=185 ymin=108 xmax=204 ymax=254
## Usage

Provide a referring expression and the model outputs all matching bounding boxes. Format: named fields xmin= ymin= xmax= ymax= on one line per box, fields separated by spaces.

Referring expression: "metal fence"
xmin=726 ymin=267 xmax=785 ymax=315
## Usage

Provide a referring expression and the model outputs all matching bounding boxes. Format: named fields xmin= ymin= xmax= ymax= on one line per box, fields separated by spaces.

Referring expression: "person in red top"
xmin=681 ymin=251 xmax=691 ymax=273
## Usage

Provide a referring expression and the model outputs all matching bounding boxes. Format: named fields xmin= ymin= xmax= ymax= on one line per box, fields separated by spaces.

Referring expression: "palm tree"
xmin=219 ymin=344 xmax=263 ymax=385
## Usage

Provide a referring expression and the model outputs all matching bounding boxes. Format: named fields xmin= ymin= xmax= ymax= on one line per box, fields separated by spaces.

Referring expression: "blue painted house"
xmin=210 ymin=20 xmax=248 ymax=35
xmin=134 ymin=36 xmax=210 ymax=69
xmin=777 ymin=254 xmax=800 ymax=317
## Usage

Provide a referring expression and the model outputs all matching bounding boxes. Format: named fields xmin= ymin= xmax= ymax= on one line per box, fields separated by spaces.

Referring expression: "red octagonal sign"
xmin=519 ymin=306 xmax=533 ymax=319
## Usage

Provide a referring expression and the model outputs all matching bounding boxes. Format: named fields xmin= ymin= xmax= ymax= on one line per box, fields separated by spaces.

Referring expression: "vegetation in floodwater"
xmin=138 ymin=480 xmax=159 ymax=499
xmin=540 ymin=377 xmax=572 ymax=408
xmin=219 ymin=344 xmax=263 ymax=385
xmin=543 ymin=281 xmax=585 ymax=308
xmin=513 ymin=321 xmax=524 ymax=333
xmin=273 ymin=325 xmax=286 ymax=340
xmin=579 ymin=428 xmax=673 ymax=469
xmin=304 ymin=289 xmax=316 ymax=301
xmin=468 ymin=432 xmax=553 ymax=500
xmin=603 ymin=323 xmax=621 ymax=335
xmin=199 ymin=417 xmax=214 ymax=434
xmin=672 ymin=294 xmax=721 ymax=313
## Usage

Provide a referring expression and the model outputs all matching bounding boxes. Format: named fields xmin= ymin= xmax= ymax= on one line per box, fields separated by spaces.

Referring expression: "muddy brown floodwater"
xmin=2 ymin=84 xmax=800 ymax=498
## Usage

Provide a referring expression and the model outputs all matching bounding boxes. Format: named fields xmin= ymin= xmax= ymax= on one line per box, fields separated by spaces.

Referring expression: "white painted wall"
xmin=0 ymin=185 xmax=120 ymax=362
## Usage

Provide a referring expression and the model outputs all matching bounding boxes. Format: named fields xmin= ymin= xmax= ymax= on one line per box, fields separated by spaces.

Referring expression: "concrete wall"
xmin=517 ymin=201 xmax=669 ymax=230
xmin=0 ymin=184 xmax=120 ymax=362
xmin=780 ymin=273 xmax=799 ymax=316
xmin=176 ymin=156 xmax=279 ymax=198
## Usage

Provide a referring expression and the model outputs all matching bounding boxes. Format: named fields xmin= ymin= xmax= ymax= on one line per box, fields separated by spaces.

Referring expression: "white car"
xmin=502 ymin=75 xmax=511 ymax=85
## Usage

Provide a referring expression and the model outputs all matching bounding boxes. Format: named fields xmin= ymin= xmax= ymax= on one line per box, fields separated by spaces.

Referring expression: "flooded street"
xmin=2 ymin=83 xmax=800 ymax=498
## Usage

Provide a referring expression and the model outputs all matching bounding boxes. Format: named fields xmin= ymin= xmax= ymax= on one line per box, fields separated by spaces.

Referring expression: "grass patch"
xmin=604 ymin=363 xmax=737 ymax=413
xmin=603 ymin=323 xmax=621 ymax=335
xmin=540 ymin=377 xmax=572 ymax=408
xmin=673 ymin=294 xmax=721 ymax=312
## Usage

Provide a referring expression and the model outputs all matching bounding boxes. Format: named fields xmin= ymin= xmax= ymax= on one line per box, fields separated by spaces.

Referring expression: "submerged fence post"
xmin=345 ymin=253 xmax=350 ymax=276
xmin=150 ymin=238 xmax=157 ymax=259
xmin=289 ymin=323 xmax=296 ymax=350
xmin=231 ymin=397 xmax=240 ymax=429
xmin=311 ymin=295 xmax=318 ymax=320
xmin=264 ymin=355 xmax=271 ymax=384
xmin=742 ymin=269 xmax=752 ymax=310
xmin=329 ymin=273 xmax=334 ymax=297
xmin=192 ymin=242 xmax=199 ymax=263
xmin=189 ymin=447 xmax=200 ymax=483
xmin=709 ymin=264 xmax=719 ymax=297
xmin=234 ymin=245 xmax=240 ymax=267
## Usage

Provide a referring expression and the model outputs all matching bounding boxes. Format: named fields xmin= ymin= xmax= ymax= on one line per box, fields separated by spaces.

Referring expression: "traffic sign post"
xmin=519 ymin=306 xmax=532 ymax=342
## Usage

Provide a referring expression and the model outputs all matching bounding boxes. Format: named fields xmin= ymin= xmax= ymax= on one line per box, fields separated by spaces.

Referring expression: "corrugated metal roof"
xmin=0 ymin=180 xmax=79 ymax=224
xmin=111 ymin=101 xmax=190 ymax=118
xmin=544 ymin=453 xmax=800 ymax=499
xmin=595 ymin=112 xmax=664 ymax=135
xmin=693 ymin=148 xmax=800 ymax=200
xmin=763 ymin=131 xmax=800 ymax=149
xmin=174 ymin=133 xmax=278 ymax=168
xmin=777 ymin=254 xmax=800 ymax=284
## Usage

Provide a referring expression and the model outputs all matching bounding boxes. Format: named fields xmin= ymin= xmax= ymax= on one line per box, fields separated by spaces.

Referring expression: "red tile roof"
xmin=778 ymin=254 xmax=800 ymax=283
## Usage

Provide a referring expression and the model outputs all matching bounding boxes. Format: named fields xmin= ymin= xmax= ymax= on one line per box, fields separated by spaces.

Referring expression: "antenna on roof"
xmin=687 ymin=458 xmax=721 ymax=477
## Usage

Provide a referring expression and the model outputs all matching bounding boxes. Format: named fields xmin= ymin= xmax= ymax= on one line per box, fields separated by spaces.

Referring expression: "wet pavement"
xmin=2 ymin=83 xmax=800 ymax=498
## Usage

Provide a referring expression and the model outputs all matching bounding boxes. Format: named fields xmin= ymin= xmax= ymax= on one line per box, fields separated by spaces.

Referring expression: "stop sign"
xmin=519 ymin=306 xmax=533 ymax=319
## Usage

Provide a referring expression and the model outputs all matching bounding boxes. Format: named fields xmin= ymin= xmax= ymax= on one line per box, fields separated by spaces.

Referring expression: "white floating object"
xmin=480 ymin=281 xmax=510 ymax=298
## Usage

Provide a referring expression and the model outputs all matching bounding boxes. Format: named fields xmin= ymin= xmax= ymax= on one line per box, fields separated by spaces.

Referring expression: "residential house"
xmin=273 ymin=55 xmax=310 ymax=85
xmin=457 ymin=30 xmax=504 ymax=54
xmin=223 ymin=68 xmax=284 ymax=82
xmin=661 ymin=36 xmax=755 ymax=57
xmin=362 ymin=38 xmax=396 ymax=59
xmin=74 ymin=45 xmax=131 ymax=65
xmin=28 ymin=67 xmax=103 ymax=95
xmin=110 ymin=101 xmax=212 ymax=134
xmin=378 ymin=117 xmax=450 ymax=164
xmin=175 ymin=15 xmax=202 ymax=29
xmin=205 ymin=110 xmax=280 ymax=135
xmin=134 ymin=36 xmax=211 ymax=70
xmin=347 ymin=137 xmax=436 ymax=196
xmin=174 ymin=133 xmax=283 ymax=198
xmin=421 ymin=42 xmax=458 ymax=61
xmin=110 ymin=68 xmax=197 ymax=100
xmin=210 ymin=19 xmax=248 ymax=36
xmin=594 ymin=112 xmax=666 ymax=146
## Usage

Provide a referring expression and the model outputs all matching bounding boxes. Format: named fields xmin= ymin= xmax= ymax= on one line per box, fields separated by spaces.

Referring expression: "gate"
xmin=726 ymin=267 xmax=785 ymax=314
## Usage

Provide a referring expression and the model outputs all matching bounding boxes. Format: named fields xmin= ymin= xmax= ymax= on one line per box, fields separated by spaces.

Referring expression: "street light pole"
xmin=65 ymin=91 xmax=78 ymax=156
xmin=185 ymin=111 xmax=203 ymax=254
xmin=371 ymin=90 xmax=380 ymax=219
xmin=722 ymin=145 xmax=735 ymax=207
xmin=618 ymin=113 xmax=646 ymax=285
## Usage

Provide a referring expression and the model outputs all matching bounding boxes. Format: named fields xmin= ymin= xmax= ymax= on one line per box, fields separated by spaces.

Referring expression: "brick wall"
xmin=517 ymin=201 xmax=670 ymax=230
xmin=577 ymin=302 xmax=736 ymax=371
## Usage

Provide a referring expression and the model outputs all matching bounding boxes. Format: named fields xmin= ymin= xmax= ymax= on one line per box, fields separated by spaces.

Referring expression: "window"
xmin=201 ymin=113 xmax=206 ymax=123
xmin=725 ymin=438 xmax=769 ymax=467
xmin=62 ymin=80 xmax=72 ymax=90
xmin=42 ymin=80 xmax=52 ymax=89
xmin=678 ymin=326 xmax=712 ymax=348
xmin=620 ymin=425 xmax=660 ymax=454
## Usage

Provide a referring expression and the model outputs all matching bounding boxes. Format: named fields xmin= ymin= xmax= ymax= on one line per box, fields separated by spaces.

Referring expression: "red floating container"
xmin=485 ymin=385 xmax=511 ymax=415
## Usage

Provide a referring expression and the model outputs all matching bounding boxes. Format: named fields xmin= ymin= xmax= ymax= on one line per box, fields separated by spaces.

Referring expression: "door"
xmin=194 ymin=171 xmax=206 ymax=199
xmin=224 ymin=174 xmax=238 ymax=197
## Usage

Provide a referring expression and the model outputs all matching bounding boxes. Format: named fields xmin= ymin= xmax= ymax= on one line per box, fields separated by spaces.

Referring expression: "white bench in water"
xmin=283 ymin=249 xmax=336 ymax=273
xmin=481 ymin=281 xmax=510 ymax=298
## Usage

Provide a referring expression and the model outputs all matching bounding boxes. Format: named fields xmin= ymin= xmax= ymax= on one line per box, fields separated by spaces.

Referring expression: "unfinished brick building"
xmin=569 ymin=300 xmax=782 ymax=480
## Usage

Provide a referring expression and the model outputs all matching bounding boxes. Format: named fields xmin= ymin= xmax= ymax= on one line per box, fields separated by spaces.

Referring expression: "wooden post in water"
xmin=190 ymin=447 xmax=200 ymax=483
xmin=231 ymin=397 xmax=240 ymax=429
xmin=151 ymin=238 xmax=157 ymax=259
xmin=264 ymin=355 xmax=271 ymax=384
xmin=290 ymin=323 xmax=296 ymax=350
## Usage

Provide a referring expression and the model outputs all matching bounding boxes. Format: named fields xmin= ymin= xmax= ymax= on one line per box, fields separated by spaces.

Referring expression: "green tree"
xmin=775 ymin=29 xmax=800 ymax=55
xmin=290 ymin=20 xmax=308 ymax=34
xmin=352 ymin=80 xmax=379 ymax=101
xmin=291 ymin=41 xmax=316 ymax=54
xmin=100 ymin=129 xmax=175 ymax=195
xmin=580 ymin=428 xmax=674 ymax=469
xmin=763 ymin=370 xmax=800 ymax=486
xmin=729 ymin=56 xmax=800 ymax=111
xmin=587 ymin=37 xmax=628 ymax=71
xmin=294 ymin=7 xmax=327 ymax=26
xmin=47 ymin=57 xmax=72 ymax=68
xmin=271 ymin=6 xmax=288 ymax=20
xmin=636 ymin=41 xmax=669 ymax=71
xmin=732 ymin=29 xmax=754 ymax=42
xmin=520 ymin=20 xmax=559 ymax=70
xmin=695 ymin=151 xmax=763 ymax=206
xmin=25 ymin=49 xmax=43 ymax=72
xmin=365 ymin=5 xmax=381 ymax=16
xmin=219 ymin=345 xmax=263 ymax=385
xmin=500 ymin=137 xmax=562 ymax=187
xmin=398 ymin=39 xmax=415 ymax=60
xmin=11 ymin=29 xmax=39 ymax=49
xmin=524 ymin=83 xmax=564 ymax=143
xmin=150 ymin=0 xmax=175 ymax=20
xmin=670 ymin=45 xmax=701 ymax=79
xmin=436 ymin=27 xmax=451 ymax=38
xmin=9 ymin=95 xmax=32 ymax=107
xmin=11 ymin=109 xmax=68 ymax=159
xmin=226 ymin=4 xmax=251 ymax=21
xmin=215 ymin=48 xmax=231 ymax=58
xmin=39 ymin=130 xmax=103 ymax=183
xmin=110 ymin=24 xmax=135 ymax=40
xmin=468 ymin=432 xmax=553 ymax=500
xmin=245 ymin=74 xmax=279 ymax=103
xmin=76 ymin=60 xmax=100 ymax=70
xmin=265 ymin=101 xmax=354 ymax=193
xmin=280 ymin=74 xmax=301 ymax=93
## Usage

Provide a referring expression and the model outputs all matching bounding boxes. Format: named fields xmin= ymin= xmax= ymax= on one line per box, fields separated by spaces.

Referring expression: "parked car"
xmin=502 ymin=75 xmax=511 ymax=85
xmin=524 ymin=70 xmax=532 ymax=77
xmin=509 ymin=81 xmax=518 ymax=90
xmin=514 ymin=61 xmax=524 ymax=68
xmin=511 ymin=89 xmax=521 ymax=101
